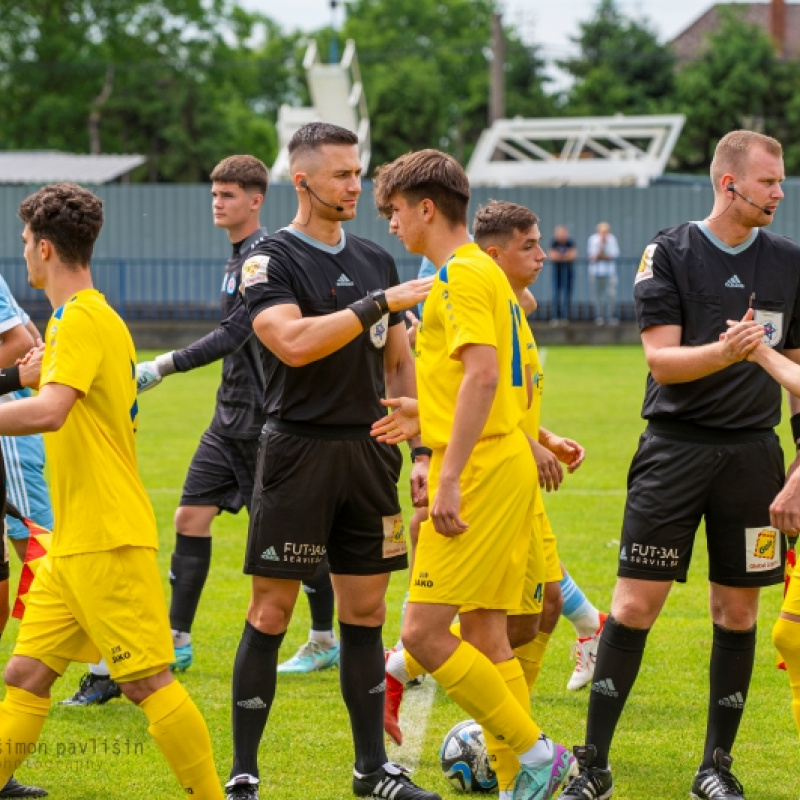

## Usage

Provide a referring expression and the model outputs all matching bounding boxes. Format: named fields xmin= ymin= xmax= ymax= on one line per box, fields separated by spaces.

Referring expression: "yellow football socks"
xmin=141 ymin=680 xmax=223 ymax=799
xmin=514 ymin=631 xmax=551 ymax=692
xmin=774 ymin=617 xmax=800 ymax=737
xmin=431 ymin=641 xmax=540 ymax=755
xmin=0 ymin=686 xmax=50 ymax=784
xmin=482 ymin=657 xmax=532 ymax=791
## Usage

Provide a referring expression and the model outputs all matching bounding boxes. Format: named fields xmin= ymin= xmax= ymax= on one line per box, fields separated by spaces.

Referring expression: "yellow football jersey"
xmin=416 ymin=243 xmax=533 ymax=449
xmin=40 ymin=289 xmax=158 ymax=555
xmin=519 ymin=318 xmax=545 ymax=513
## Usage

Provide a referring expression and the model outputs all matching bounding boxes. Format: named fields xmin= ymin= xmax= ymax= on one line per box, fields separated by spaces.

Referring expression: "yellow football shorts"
xmin=409 ymin=428 xmax=536 ymax=612
xmin=14 ymin=546 xmax=175 ymax=681
xmin=781 ymin=558 xmax=800 ymax=617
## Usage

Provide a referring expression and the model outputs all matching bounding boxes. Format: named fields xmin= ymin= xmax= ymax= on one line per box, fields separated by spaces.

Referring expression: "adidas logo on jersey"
xmin=718 ymin=692 xmax=744 ymax=709
xmin=724 ymin=274 xmax=745 ymax=289
xmin=368 ymin=680 xmax=386 ymax=695
xmin=261 ymin=547 xmax=280 ymax=561
xmin=336 ymin=273 xmax=354 ymax=286
xmin=592 ymin=678 xmax=619 ymax=697
xmin=237 ymin=696 xmax=268 ymax=709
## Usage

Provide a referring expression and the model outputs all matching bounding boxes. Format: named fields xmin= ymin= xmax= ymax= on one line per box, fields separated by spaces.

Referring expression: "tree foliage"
xmin=558 ymin=0 xmax=675 ymax=115
xmin=672 ymin=7 xmax=786 ymax=173
xmin=5 ymin=0 xmax=800 ymax=182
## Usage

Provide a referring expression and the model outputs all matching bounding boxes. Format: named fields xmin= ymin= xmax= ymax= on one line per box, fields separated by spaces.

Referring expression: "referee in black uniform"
xmin=563 ymin=130 xmax=800 ymax=800
xmin=225 ymin=123 xmax=437 ymax=800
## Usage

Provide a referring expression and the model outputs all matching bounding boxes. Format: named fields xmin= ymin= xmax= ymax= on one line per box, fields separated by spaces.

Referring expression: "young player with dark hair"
xmin=0 ymin=183 xmax=224 ymax=798
xmin=373 ymin=153 xmax=575 ymax=800
xmin=561 ymin=129 xmax=800 ymax=800
xmin=227 ymin=123 xmax=436 ymax=800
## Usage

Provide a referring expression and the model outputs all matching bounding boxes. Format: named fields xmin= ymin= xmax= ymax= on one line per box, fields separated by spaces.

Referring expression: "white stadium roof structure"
xmin=466 ymin=114 xmax=686 ymax=188
xmin=0 ymin=152 xmax=146 ymax=184
xmin=271 ymin=38 xmax=370 ymax=183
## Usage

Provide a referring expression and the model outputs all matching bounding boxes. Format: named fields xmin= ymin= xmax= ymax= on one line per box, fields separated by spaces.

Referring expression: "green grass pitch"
xmin=0 ymin=345 xmax=796 ymax=798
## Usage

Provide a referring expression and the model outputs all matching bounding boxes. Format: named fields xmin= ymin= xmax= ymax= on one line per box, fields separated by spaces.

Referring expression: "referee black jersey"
xmin=242 ymin=227 xmax=404 ymax=427
xmin=171 ymin=227 xmax=268 ymax=439
xmin=634 ymin=221 xmax=800 ymax=429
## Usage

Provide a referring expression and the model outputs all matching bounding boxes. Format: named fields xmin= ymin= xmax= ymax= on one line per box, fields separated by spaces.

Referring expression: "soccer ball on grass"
xmin=439 ymin=719 xmax=497 ymax=793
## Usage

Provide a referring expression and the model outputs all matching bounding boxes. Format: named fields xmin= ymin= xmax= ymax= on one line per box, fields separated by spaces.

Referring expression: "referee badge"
xmin=241 ymin=255 xmax=270 ymax=290
xmin=753 ymin=308 xmax=782 ymax=348
xmin=634 ymin=244 xmax=656 ymax=284
xmin=745 ymin=527 xmax=781 ymax=573
xmin=369 ymin=313 xmax=389 ymax=349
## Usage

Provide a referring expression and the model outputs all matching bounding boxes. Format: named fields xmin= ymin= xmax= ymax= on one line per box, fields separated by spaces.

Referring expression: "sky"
xmin=251 ymin=0 xmax=715 ymax=69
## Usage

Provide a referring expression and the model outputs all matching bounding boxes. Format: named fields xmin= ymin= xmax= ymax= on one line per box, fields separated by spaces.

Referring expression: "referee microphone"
xmin=727 ymin=183 xmax=773 ymax=215
xmin=300 ymin=179 xmax=344 ymax=212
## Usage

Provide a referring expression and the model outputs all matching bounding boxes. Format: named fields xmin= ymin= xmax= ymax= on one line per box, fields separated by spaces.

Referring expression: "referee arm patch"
xmin=635 ymin=244 xmax=656 ymax=284
xmin=241 ymin=255 xmax=270 ymax=290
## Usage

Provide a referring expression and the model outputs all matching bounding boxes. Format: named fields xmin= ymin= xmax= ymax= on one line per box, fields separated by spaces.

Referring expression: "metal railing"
xmin=1 ymin=256 xmax=642 ymax=323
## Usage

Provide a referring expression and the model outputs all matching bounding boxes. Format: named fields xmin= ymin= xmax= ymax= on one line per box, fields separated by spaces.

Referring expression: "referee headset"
xmin=726 ymin=183 xmax=773 ymax=216
xmin=295 ymin=178 xmax=376 ymax=302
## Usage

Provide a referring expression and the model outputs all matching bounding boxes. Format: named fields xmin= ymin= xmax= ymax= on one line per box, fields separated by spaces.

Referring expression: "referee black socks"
xmin=169 ymin=533 xmax=211 ymax=634
xmin=339 ymin=621 xmax=387 ymax=775
xmin=585 ymin=614 xmax=650 ymax=768
xmin=702 ymin=623 xmax=756 ymax=769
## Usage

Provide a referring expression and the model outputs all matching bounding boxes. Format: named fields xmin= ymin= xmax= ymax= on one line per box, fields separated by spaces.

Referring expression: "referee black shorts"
xmin=619 ymin=421 xmax=786 ymax=587
xmin=179 ymin=428 xmax=259 ymax=515
xmin=244 ymin=418 xmax=407 ymax=580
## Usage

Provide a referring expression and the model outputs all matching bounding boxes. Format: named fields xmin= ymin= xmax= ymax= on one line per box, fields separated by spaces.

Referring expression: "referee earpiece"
xmin=299 ymin=179 xmax=308 ymax=189
xmin=727 ymin=183 xmax=735 ymax=193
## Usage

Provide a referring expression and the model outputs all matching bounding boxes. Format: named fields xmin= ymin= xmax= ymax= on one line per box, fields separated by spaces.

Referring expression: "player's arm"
xmin=137 ymin=294 xmax=256 ymax=392
xmin=0 ymin=323 xmax=34 ymax=368
xmin=430 ymin=344 xmax=498 ymax=536
xmin=384 ymin=322 xmax=428 ymax=506
xmin=539 ymin=426 xmax=585 ymax=473
xmin=641 ymin=319 xmax=763 ymax=385
xmin=0 ymin=383 xmax=78 ymax=435
xmin=252 ymin=278 xmax=432 ymax=368
xmin=763 ymin=347 xmax=800 ymax=532
xmin=529 ymin=437 xmax=563 ymax=492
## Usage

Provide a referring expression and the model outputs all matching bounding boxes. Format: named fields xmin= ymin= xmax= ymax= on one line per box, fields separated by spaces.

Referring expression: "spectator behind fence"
xmin=587 ymin=222 xmax=620 ymax=326
xmin=549 ymin=225 xmax=577 ymax=326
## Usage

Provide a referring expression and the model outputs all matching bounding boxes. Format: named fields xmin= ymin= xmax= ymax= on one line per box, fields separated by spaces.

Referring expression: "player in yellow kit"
xmin=0 ymin=184 xmax=223 ymax=798
xmin=374 ymin=200 xmax=586 ymax=797
xmin=373 ymin=150 xmax=575 ymax=800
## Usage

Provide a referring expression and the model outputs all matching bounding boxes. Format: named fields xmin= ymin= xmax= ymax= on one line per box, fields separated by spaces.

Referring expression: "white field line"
xmin=387 ymin=677 xmax=438 ymax=770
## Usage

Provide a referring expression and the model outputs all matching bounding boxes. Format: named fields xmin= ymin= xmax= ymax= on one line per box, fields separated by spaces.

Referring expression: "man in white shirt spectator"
xmin=587 ymin=222 xmax=620 ymax=325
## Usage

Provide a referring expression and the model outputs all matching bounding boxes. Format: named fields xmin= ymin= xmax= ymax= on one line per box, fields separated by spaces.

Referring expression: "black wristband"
xmin=369 ymin=289 xmax=389 ymax=314
xmin=0 ymin=366 xmax=23 ymax=397
xmin=410 ymin=446 xmax=432 ymax=462
xmin=792 ymin=412 xmax=800 ymax=448
xmin=349 ymin=296 xmax=384 ymax=330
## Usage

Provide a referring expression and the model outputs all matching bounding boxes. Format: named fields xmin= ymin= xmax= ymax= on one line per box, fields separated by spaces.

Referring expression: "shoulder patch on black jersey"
xmin=241 ymin=255 xmax=269 ymax=290
xmin=635 ymin=243 xmax=656 ymax=284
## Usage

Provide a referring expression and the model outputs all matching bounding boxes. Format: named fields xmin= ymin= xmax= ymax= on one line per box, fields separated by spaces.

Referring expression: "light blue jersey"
xmin=0 ymin=275 xmax=53 ymax=538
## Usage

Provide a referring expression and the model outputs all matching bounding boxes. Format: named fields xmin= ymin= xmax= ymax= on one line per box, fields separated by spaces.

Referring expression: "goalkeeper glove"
xmin=136 ymin=351 xmax=176 ymax=394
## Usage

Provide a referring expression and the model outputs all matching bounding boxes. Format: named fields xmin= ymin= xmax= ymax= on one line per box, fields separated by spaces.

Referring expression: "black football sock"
xmin=169 ymin=533 xmax=211 ymax=633
xmin=585 ymin=615 xmax=650 ymax=768
xmin=304 ymin=555 xmax=335 ymax=634
xmin=701 ymin=623 xmax=756 ymax=768
xmin=230 ymin=621 xmax=285 ymax=780
xmin=338 ymin=621 xmax=386 ymax=774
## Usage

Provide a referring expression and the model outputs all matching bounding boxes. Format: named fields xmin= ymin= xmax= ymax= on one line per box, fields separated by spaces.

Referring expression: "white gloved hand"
xmin=136 ymin=351 xmax=176 ymax=394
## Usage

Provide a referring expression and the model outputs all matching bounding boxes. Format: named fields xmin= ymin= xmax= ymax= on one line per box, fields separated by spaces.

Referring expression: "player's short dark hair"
xmin=373 ymin=149 xmax=470 ymax=227
xmin=710 ymin=130 xmax=783 ymax=187
xmin=288 ymin=122 xmax=358 ymax=168
xmin=18 ymin=183 xmax=103 ymax=267
xmin=473 ymin=200 xmax=539 ymax=249
xmin=210 ymin=155 xmax=269 ymax=195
